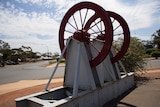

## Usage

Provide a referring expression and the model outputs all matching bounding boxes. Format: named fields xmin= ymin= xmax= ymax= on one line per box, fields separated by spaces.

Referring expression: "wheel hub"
xmin=73 ymin=30 xmax=90 ymax=42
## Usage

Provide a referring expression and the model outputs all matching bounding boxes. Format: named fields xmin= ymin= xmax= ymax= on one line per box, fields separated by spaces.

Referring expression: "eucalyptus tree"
xmin=152 ymin=29 xmax=160 ymax=49
xmin=0 ymin=40 xmax=11 ymax=66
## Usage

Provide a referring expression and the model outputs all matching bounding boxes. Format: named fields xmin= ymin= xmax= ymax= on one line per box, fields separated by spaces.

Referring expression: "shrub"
xmin=146 ymin=48 xmax=159 ymax=55
xmin=115 ymin=37 xmax=146 ymax=73
xmin=151 ymin=51 xmax=160 ymax=59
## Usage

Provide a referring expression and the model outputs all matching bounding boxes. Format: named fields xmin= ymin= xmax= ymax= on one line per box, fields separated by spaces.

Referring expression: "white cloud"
xmin=0 ymin=1 xmax=60 ymax=53
xmin=51 ymin=0 xmax=160 ymax=31
xmin=86 ymin=0 xmax=160 ymax=31
xmin=0 ymin=0 xmax=160 ymax=53
xmin=5 ymin=36 xmax=59 ymax=54
xmin=0 ymin=7 xmax=59 ymax=38
xmin=15 ymin=0 xmax=55 ymax=8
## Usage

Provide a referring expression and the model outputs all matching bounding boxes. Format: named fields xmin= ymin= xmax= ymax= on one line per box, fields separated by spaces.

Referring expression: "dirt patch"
xmin=144 ymin=72 xmax=160 ymax=79
xmin=135 ymin=71 xmax=160 ymax=86
xmin=0 ymin=82 xmax=62 ymax=107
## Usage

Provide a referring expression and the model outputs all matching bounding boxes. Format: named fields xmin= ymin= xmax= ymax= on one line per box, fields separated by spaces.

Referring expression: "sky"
xmin=0 ymin=0 xmax=160 ymax=54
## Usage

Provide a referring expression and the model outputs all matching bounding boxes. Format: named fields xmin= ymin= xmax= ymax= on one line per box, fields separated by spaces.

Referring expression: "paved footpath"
xmin=119 ymin=79 xmax=160 ymax=107
xmin=0 ymin=78 xmax=63 ymax=95
xmin=104 ymin=69 xmax=160 ymax=107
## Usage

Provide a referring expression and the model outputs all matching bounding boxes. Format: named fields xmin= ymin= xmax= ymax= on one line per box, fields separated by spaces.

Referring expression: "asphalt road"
xmin=0 ymin=59 xmax=159 ymax=85
xmin=145 ymin=59 xmax=160 ymax=69
xmin=0 ymin=61 xmax=65 ymax=84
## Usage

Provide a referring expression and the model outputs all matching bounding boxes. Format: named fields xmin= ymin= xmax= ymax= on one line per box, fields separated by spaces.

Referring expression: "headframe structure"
xmin=16 ymin=2 xmax=134 ymax=107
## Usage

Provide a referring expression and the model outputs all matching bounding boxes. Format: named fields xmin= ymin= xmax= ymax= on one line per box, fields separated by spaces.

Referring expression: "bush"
xmin=151 ymin=51 xmax=160 ymax=59
xmin=115 ymin=37 xmax=146 ymax=73
xmin=146 ymin=48 xmax=159 ymax=55
xmin=143 ymin=54 xmax=151 ymax=58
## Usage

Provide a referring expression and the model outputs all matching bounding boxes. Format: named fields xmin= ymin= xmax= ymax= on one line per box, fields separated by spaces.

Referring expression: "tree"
xmin=21 ymin=45 xmax=33 ymax=61
xmin=34 ymin=52 xmax=41 ymax=60
xmin=142 ymin=40 xmax=153 ymax=49
xmin=152 ymin=29 xmax=160 ymax=49
xmin=0 ymin=40 xmax=10 ymax=49
xmin=115 ymin=37 xmax=146 ymax=73
xmin=0 ymin=40 xmax=11 ymax=65
xmin=10 ymin=48 xmax=22 ymax=64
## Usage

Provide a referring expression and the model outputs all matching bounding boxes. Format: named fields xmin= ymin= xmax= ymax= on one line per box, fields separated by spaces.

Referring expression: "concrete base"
xmin=16 ymin=73 xmax=134 ymax=107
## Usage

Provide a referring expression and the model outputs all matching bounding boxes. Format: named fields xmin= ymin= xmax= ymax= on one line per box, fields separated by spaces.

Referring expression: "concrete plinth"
xmin=16 ymin=73 xmax=134 ymax=107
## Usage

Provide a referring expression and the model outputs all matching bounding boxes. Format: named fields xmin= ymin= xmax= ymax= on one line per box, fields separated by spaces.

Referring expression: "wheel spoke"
xmin=100 ymin=21 xmax=103 ymax=31
xmin=114 ymin=24 xmax=120 ymax=31
xmin=72 ymin=14 xmax=79 ymax=30
xmin=82 ymin=9 xmax=88 ymax=28
xmin=79 ymin=10 xmax=83 ymax=29
xmin=68 ymin=21 xmax=78 ymax=30
xmin=89 ymin=42 xmax=101 ymax=53
xmin=114 ymin=33 xmax=124 ymax=36
xmin=90 ymin=29 xmax=105 ymax=35
xmin=87 ymin=19 xmax=102 ymax=31
xmin=94 ymin=21 xmax=102 ymax=34
xmin=112 ymin=18 xmax=115 ymax=24
xmin=88 ymin=36 xmax=105 ymax=43
xmin=65 ymin=30 xmax=74 ymax=34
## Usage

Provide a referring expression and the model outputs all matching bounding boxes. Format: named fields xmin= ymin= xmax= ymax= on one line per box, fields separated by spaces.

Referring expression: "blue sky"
xmin=0 ymin=0 xmax=160 ymax=54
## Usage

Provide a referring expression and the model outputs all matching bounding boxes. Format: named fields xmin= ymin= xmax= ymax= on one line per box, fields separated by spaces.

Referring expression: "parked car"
xmin=6 ymin=60 xmax=17 ymax=65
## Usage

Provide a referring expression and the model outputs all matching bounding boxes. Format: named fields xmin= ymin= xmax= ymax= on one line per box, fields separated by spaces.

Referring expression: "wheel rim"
xmin=108 ymin=11 xmax=130 ymax=63
xmin=59 ymin=2 xmax=113 ymax=67
xmin=85 ymin=11 xmax=130 ymax=63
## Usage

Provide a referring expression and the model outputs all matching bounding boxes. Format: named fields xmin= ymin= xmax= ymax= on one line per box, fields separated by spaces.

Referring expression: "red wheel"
xmin=59 ymin=2 xmax=113 ymax=67
xmin=85 ymin=11 xmax=130 ymax=63
xmin=108 ymin=11 xmax=130 ymax=63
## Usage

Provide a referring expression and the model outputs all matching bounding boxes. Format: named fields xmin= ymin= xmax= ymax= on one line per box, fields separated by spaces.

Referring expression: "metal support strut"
xmin=45 ymin=38 xmax=71 ymax=91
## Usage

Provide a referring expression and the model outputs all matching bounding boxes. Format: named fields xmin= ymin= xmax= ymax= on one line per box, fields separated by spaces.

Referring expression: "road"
xmin=0 ymin=59 xmax=159 ymax=85
xmin=145 ymin=59 xmax=160 ymax=69
xmin=0 ymin=61 xmax=65 ymax=84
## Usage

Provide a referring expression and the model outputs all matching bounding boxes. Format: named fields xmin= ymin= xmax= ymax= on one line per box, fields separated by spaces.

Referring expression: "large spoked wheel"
xmin=85 ymin=11 xmax=130 ymax=63
xmin=108 ymin=11 xmax=130 ymax=63
xmin=59 ymin=2 xmax=113 ymax=67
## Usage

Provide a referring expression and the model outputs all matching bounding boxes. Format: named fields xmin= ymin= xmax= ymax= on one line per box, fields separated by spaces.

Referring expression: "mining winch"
xmin=16 ymin=2 xmax=134 ymax=107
